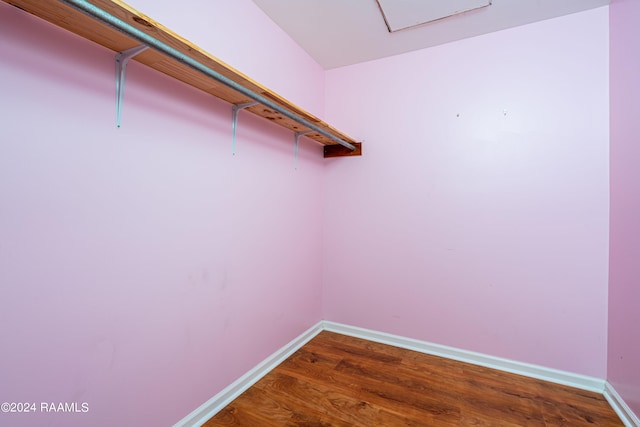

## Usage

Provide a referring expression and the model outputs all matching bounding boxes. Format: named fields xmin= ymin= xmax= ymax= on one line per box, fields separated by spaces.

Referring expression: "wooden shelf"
xmin=4 ymin=0 xmax=361 ymax=157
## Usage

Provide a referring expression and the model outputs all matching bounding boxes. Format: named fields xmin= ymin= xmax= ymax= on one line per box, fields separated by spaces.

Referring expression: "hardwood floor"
xmin=203 ymin=331 xmax=623 ymax=426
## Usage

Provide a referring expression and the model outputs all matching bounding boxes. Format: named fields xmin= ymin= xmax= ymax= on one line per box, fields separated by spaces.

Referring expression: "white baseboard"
xmin=175 ymin=320 xmax=638 ymax=426
xmin=323 ymin=321 xmax=606 ymax=393
xmin=173 ymin=321 xmax=323 ymax=427
xmin=604 ymin=382 xmax=640 ymax=427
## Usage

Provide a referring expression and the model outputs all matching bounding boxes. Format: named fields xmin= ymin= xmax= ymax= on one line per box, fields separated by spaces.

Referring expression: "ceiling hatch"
xmin=376 ymin=0 xmax=492 ymax=32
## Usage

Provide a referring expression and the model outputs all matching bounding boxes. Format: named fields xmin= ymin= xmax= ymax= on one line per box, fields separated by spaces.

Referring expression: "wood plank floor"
xmin=203 ymin=331 xmax=623 ymax=426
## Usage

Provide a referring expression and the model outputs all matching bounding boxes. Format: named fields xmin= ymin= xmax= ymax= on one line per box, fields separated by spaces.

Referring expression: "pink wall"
xmin=1 ymin=0 xmax=627 ymax=424
xmin=0 ymin=1 xmax=325 ymax=426
xmin=323 ymin=8 xmax=610 ymax=378
xmin=608 ymin=0 xmax=640 ymax=416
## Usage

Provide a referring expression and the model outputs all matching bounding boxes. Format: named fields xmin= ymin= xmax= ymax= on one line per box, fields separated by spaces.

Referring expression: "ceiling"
xmin=252 ymin=0 xmax=610 ymax=69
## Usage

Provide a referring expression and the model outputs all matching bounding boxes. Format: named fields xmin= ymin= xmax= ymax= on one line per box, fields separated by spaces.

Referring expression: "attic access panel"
xmin=376 ymin=0 xmax=491 ymax=32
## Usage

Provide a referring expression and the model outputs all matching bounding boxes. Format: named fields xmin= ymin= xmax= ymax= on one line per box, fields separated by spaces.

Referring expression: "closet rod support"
xmin=231 ymin=102 xmax=258 ymax=155
xmin=115 ymin=44 xmax=148 ymax=127
xmin=294 ymin=131 xmax=312 ymax=170
xmin=61 ymin=0 xmax=356 ymax=151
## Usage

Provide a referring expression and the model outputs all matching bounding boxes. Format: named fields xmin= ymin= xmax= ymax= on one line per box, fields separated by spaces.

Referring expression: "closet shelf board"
xmin=4 ymin=0 xmax=361 ymax=154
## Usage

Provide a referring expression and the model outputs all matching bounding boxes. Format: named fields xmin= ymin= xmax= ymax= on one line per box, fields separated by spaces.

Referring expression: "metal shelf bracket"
xmin=231 ymin=101 xmax=258 ymax=155
xmin=294 ymin=131 xmax=312 ymax=170
xmin=115 ymin=44 xmax=148 ymax=127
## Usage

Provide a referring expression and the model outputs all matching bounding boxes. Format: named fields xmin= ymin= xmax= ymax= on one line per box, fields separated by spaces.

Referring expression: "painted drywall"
xmin=0 ymin=1 xmax=325 ymax=426
xmin=608 ymin=0 xmax=640 ymax=417
xmin=323 ymin=7 xmax=610 ymax=378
